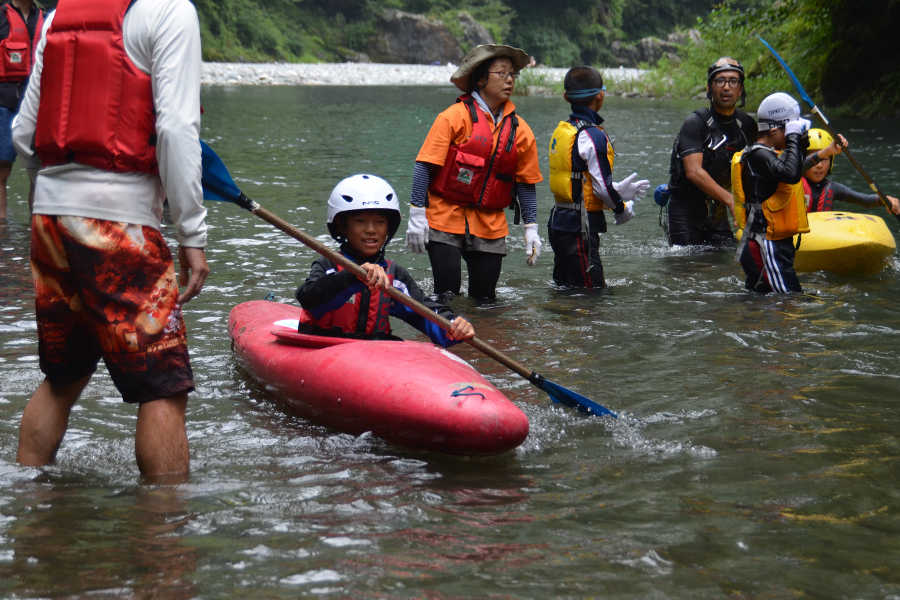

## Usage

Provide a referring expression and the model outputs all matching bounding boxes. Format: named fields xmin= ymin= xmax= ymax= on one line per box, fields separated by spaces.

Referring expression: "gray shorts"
xmin=428 ymin=227 xmax=507 ymax=255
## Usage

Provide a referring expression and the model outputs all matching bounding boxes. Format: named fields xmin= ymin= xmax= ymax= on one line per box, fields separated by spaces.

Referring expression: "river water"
xmin=2 ymin=86 xmax=900 ymax=598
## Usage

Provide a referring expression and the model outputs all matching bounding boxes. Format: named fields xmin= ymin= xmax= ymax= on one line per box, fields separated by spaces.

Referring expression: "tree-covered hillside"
xmin=193 ymin=0 xmax=716 ymax=65
xmin=193 ymin=0 xmax=899 ymax=116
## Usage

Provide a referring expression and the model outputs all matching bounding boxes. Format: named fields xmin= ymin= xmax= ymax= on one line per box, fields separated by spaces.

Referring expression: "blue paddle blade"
xmin=756 ymin=35 xmax=814 ymax=109
xmin=201 ymin=140 xmax=242 ymax=202
xmin=538 ymin=377 xmax=617 ymax=418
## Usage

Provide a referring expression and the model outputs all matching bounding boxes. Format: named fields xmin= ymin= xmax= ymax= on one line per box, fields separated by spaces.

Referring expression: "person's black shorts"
xmin=666 ymin=194 xmax=735 ymax=248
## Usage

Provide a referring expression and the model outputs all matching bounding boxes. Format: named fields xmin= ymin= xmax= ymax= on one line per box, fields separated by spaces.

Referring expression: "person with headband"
xmin=663 ymin=57 xmax=758 ymax=247
xmin=404 ymin=44 xmax=543 ymax=302
xmin=547 ymin=65 xmax=649 ymax=289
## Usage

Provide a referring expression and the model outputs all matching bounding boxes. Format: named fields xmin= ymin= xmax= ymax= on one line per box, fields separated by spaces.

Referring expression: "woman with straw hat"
xmin=404 ymin=44 xmax=544 ymax=301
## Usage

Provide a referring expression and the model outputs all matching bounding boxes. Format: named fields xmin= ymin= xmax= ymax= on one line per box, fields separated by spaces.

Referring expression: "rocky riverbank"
xmin=200 ymin=62 xmax=645 ymax=88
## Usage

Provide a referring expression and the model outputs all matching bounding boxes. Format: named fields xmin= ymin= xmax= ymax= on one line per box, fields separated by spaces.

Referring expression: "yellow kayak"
xmin=737 ymin=212 xmax=896 ymax=275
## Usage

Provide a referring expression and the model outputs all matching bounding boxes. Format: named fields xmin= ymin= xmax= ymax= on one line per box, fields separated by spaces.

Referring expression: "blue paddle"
xmin=200 ymin=141 xmax=616 ymax=418
xmin=757 ymin=36 xmax=899 ymax=222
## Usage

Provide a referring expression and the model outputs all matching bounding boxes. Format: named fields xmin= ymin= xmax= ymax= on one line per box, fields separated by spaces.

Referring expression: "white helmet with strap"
xmin=756 ymin=92 xmax=801 ymax=131
xmin=326 ymin=174 xmax=402 ymax=245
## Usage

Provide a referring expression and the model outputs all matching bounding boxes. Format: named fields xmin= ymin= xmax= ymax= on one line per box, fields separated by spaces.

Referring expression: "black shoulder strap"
xmin=504 ymin=111 xmax=519 ymax=153
xmin=457 ymin=96 xmax=478 ymax=124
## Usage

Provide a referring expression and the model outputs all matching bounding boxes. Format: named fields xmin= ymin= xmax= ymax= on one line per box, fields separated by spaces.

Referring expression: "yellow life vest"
xmin=732 ymin=146 xmax=809 ymax=240
xmin=548 ymin=121 xmax=615 ymax=212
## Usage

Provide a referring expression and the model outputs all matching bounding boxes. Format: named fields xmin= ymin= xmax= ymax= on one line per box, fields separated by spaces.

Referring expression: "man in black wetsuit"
xmin=665 ymin=57 xmax=757 ymax=247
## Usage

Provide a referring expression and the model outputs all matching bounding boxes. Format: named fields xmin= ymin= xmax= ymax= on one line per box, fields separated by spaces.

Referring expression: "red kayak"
xmin=228 ymin=301 xmax=529 ymax=455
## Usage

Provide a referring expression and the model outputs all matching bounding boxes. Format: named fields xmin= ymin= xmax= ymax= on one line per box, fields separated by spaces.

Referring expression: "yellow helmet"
xmin=807 ymin=129 xmax=833 ymax=152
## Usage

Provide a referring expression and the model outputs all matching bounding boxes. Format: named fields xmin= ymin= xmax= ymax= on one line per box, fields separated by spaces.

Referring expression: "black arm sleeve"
xmin=410 ymin=161 xmax=432 ymax=208
xmin=295 ymin=258 xmax=359 ymax=310
xmin=831 ymin=182 xmax=880 ymax=208
xmin=746 ymin=135 xmax=805 ymax=185
xmin=676 ymin=113 xmax=708 ymax=158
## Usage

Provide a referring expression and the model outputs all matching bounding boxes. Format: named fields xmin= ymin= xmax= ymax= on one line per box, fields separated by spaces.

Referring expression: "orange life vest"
xmin=732 ymin=146 xmax=810 ymax=241
xmin=298 ymin=262 xmax=397 ymax=337
xmin=0 ymin=3 xmax=42 ymax=82
xmin=34 ymin=0 xmax=158 ymax=174
xmin=429 ymin=95 xmax=519 ymax=211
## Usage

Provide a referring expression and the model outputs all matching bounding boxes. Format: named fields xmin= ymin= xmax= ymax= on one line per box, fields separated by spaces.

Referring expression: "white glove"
xmin=613 ymin=172 xmax=651 ymax=202
xmin=405 ymin=206 xmax=429 ymax=254
xmin=524 ymin=223 xmax=541 ymax=266
xmin=785 ymin=118 xmax=811 ymax=137
xmin=614 ymin=200 xmax=635 ymax=225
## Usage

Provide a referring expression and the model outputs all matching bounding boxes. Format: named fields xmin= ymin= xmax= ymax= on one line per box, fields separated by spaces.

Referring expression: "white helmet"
xmin=326 ymin=174 xmax=402 ymax=245
xmin=756 ymin=92 xmax=801 ymax=131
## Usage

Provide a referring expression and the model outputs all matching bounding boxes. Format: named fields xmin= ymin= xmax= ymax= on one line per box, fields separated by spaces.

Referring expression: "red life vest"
xmin=429 ymin=95 xmax=519 ymax=211
xmin=298 ymin=262 xmax=397 ymax=338
xmin=803 ymin=177 xmax=834 ymax=213
xmin=34 ymin=0 xmax=158 ymax=174
xmin=0 ymin=3 xmax=42 ymax=82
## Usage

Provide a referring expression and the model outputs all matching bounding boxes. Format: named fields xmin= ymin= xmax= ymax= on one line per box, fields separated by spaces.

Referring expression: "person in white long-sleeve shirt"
xmin=13 ymin=0 xmax=208 ymax=482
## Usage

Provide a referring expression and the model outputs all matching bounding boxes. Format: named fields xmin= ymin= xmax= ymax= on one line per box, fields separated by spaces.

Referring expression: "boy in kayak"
xmin=733 ymin=92 xmax=810 ymax=293
xmin=295 ymin=174 xmax=475 ymax=346
xmin=803 ymin=129 xmax=900 ymax=214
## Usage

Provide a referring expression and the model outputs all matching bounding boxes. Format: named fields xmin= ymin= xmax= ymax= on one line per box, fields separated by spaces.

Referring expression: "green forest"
xmin=193 ymin=0 xmax=899 ymax=116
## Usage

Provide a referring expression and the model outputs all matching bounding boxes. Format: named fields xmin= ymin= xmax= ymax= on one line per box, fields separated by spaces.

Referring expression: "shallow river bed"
xmin=1 ymin=86 xmax=899 ymax=598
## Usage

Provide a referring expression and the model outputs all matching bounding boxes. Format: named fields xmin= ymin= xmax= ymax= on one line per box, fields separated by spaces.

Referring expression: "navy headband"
xmin=565 ymin=85 xmax=606 ymax=99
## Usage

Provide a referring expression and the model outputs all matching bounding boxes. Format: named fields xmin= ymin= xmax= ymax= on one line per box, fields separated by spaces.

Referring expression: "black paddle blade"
xmin=535 ymin=375 xmax=616 ymax=418
xmin=200 ymin=140 xmax=243 ymax=203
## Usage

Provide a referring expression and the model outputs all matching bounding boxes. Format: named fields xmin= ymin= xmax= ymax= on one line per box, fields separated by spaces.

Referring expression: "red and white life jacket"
xmin=428 ymin=95 xmax=519 ymax=211
xmin=298 ymin=262 xmax=397 ymax=337
xmin=804 ymin=177 xmax=834 ymax=213
xmin=0 ymin=3 xmax=42 ymax=82
xmin=34 ymin=0 xmax=158 ymax=174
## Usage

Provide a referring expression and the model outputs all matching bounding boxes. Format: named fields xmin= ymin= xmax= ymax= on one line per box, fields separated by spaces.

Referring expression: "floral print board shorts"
xmin=30 ymin=215 xmax=195 ymax=403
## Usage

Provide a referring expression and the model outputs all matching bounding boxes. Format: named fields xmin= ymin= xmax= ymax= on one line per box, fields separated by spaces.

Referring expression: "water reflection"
xmin=0 ymin=482 xmax=196 ymax=598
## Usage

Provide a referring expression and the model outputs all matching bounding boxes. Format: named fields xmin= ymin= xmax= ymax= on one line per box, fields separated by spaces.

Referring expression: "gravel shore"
xmin=201 ymin=62 xmax=645 ymax=87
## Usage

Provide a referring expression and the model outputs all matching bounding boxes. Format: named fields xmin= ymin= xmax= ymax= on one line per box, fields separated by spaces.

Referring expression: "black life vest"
xmin=668 ymin=107 xmax=749 ymax=194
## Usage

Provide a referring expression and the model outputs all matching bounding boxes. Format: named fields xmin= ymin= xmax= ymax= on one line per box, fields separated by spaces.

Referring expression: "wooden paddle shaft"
xmin=251 ymin=205 xmax=535 ymax=381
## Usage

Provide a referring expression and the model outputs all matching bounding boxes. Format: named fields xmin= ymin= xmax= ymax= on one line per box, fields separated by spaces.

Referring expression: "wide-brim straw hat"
xmin=450 ymin=44 xmax=531 ymax=92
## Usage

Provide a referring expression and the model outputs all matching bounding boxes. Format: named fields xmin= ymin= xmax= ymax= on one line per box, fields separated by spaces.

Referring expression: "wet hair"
xmin=468 ymin=57 xmax=500 ymax=94
xmin=564 ymin=66 xmax=604 ymax=107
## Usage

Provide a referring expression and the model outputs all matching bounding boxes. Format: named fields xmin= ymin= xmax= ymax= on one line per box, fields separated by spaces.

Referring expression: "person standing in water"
xmin=12 ymin=0 xmax=208 ymax=481
xmin=405 ymin=44 xmax=544 ymax=301
xmin=733 ymin=92 xmax=810 ymax=293
xmin=547 ymin=65 xmax=649 ymax=289
xmin=0 ymin=0 xmax=44 ymax=219
xmin=664 ymin=57 xmax=757 ymax=247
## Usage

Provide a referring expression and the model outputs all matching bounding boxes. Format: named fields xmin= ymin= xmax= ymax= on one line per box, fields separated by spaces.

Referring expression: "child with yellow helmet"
xmin=803 ymin=129 xmax=900 ymax=214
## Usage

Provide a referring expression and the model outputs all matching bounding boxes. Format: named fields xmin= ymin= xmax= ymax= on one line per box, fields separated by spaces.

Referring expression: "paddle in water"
xmin=199 ymin=141 xmax=616 ymax=418
xmin=757 ymin=36 xmax=900 ymax=223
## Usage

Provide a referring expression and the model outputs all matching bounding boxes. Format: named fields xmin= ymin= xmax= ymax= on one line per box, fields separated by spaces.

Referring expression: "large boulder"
xmin=371 ymin=10 xmax=464 ymax=65
xmin=457 ymin=11 xmax=495 ymax=49
xmin=609 ymin=29 xmax=700 ymax=68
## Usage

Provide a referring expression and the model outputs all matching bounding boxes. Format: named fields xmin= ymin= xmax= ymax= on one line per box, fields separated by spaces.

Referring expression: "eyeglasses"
xmin=712 ymin=77 xmax=742 ymax=88
xmin=488 ymin=71 xmax=520 ymax=80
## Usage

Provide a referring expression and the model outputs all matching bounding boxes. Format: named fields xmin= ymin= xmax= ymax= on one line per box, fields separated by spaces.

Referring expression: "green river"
xmin=1 ymin=85 xmax=900 ymax=598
